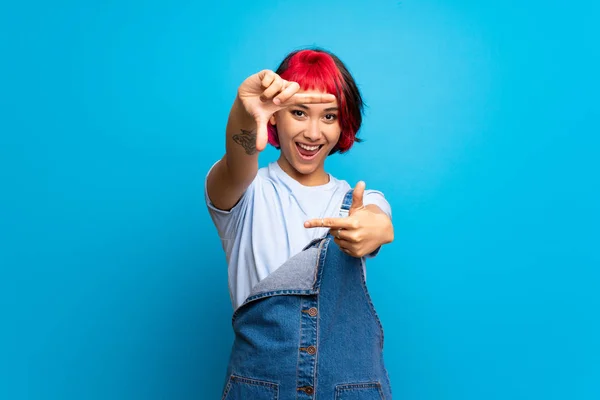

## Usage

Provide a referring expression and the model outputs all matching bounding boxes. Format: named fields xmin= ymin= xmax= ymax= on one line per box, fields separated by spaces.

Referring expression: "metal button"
xmin=307 ymin=307 xmax=318 ymax=317
xmin=307 ymin=345 xmax=316 ymax=355
xmin=298 ymin=386 xmax=314 ymax=395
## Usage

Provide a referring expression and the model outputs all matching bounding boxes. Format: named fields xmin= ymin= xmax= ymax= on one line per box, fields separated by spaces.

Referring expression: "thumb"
xmin=255 ymin=116 xmax=269 ymax=152
xmin=349 ymin=181 xmax=366 ymax=214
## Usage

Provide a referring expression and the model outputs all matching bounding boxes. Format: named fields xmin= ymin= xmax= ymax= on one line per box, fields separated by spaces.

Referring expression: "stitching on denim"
xmin=356 ymin=256 xmax=386 ymax=352
xmin=230 ymin=374 xmax=279 ymax=388
xmin=295 ymin=298 xmax=303 ymax=396
xmin=311 ymin=235 xmax=331 ymax=395
xmin=221 ymin=374 xmax=280 ymax=400
xmin=334 ymin=382 xmax=383 ymax=400
xmin=220 ymin=375 xmax=233 ymax=400
xmin=247 ymin=289 xmax=315 ymax=301
xmin=381 ymin=352 xmax=392 ymax=399
xmin=232 ymin=290 xmax=316 ymax=322
xmin=313 ymin=237 xmax=330 ymax=290
xmin=311 ymin=238 xmax=325 ymax=288
xmin=232 ymin=374 xmax=279 ymax=400
xmin=336 ymin=382 xmax=381 ymax=390
xmin=311 ymin=241 xmax=319 ymax=285
xmin=313 ymin=291 xmax=321 ymax=395
xmin=295 ymin=295 xmax=318 ymax=396
xmin=302 ymin=235 xmax=325 ymax=251
xmin=378 ymin=382 xmax=385 ymax=399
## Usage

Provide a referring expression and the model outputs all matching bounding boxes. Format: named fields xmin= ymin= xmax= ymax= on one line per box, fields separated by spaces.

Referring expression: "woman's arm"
xmin=207 ymin=70 xmax=336 ymax=211
xmin=206 ymin=97 xmax=259 ymax=211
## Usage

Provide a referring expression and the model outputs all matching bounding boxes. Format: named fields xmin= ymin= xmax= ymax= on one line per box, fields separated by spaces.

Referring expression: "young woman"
xmin=206 ymin=48 xmax=395 ymax=399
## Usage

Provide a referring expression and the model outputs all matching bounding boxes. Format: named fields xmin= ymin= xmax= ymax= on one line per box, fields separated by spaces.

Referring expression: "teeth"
xmin=298 ymin=143 xmax=320 ymax=151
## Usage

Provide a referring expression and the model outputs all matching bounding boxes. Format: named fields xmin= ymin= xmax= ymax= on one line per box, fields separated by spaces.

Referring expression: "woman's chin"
xmin=285 ymin=159 xmax=314 ymax=175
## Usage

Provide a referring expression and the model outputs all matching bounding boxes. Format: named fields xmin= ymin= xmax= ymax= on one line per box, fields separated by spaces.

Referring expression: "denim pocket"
xmin=335 ymin=382 xmax=385 ymax=400
xmin=221 ymin=374 xmax=279 ymax=400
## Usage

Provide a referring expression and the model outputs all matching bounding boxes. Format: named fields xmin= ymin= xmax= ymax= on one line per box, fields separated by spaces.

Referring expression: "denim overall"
xmin=221 ymin=190 xmax=393 ymax=399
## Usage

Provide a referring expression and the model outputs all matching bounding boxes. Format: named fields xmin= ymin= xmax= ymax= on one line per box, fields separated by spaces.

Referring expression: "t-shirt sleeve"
xmin=362 ymin=189 xmax=393 ymax=259
xmin=363 ymin=189 xmax=392 ymax=220
xmin=204 ymin=161 xmax=256 ymax=241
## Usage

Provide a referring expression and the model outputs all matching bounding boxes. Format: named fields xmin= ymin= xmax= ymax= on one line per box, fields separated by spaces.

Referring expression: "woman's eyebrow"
xmin=296 ymin=104 xmax=339 ymax=112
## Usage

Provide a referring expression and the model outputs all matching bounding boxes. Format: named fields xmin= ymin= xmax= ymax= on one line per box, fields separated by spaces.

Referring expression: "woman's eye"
xmin=324 ymin=114 xmax=337 ymax=121
xmin=292 ymin=110 xmax=305 ymax=117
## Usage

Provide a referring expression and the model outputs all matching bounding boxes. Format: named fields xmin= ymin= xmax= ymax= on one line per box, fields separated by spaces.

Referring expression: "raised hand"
xmin=237 ymin=70 xmax=337 ymax=152
xmin=303 ymin=181 xmax=393 ymax=257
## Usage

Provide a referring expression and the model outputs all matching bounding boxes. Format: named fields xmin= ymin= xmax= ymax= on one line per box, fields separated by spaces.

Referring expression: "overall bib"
xmin=221 ymin=190 xmax=393 ymax=399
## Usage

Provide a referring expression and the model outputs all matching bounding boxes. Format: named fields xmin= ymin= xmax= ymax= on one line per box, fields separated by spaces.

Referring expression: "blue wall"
xmin=1 ymin=1 xmax=598 ymax=399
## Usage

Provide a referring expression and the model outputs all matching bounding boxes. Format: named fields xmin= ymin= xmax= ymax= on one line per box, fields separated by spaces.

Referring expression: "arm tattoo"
xmin=232 ymin=129 xmax=257 ymax=155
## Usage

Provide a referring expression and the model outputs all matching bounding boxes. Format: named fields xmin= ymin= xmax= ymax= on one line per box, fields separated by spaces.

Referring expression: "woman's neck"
xmin=277 ymin=156 xmax=330 ymax=187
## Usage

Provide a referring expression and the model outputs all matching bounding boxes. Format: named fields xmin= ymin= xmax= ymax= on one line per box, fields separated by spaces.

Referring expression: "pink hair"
xmin=267 ymin=49 xmax=360 ymax=153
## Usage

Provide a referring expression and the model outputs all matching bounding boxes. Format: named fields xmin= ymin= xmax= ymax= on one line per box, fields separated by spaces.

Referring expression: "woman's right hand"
xmin=237 ymin=70 xmax=337 ymax=152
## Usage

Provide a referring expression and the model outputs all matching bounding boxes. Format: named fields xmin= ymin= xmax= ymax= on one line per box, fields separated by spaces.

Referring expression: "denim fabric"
xmin=221 ymin=190 xmax=392 ymax=399
xmin=248 ymin=247 xmax=321 ymax=296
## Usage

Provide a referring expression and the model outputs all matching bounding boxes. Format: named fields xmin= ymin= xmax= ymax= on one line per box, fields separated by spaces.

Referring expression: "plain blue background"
xmin=1 ymin=1 xmax=599 ymax=399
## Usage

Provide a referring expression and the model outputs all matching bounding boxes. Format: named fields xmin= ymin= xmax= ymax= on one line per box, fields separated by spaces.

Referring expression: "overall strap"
xmin=338 ymin=189 xmax=354 ymax=218
xmin=302 ymin=189 xmax=355 ymax=252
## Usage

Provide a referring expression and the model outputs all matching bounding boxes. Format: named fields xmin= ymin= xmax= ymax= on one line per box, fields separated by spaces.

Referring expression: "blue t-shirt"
xmin=205 ymin=160 xmax=392 ymax=310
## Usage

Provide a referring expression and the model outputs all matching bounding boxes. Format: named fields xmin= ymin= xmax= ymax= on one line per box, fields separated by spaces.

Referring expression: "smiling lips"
xmin=296 ymin=142 xmax=323 ymax=160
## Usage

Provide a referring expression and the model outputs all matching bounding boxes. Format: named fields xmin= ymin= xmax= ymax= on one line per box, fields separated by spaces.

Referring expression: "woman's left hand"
xmin=304 ymin=181 xmax=394 ymax=257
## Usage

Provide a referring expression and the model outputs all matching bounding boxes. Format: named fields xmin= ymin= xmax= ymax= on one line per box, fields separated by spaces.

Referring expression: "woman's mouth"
xmin=295 ymin=142 xmax=323 ymax=161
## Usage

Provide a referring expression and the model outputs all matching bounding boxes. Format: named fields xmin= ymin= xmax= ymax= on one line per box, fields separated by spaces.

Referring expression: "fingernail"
xmin=273 ymin=98 xmax=281 ymax=105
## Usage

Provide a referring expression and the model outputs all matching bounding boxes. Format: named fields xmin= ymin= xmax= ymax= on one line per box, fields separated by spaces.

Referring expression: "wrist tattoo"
xmin=233 ymin=129 xmax=257 ymax=155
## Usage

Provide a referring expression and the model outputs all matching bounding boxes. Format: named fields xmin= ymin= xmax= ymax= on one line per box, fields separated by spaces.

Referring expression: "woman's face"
xmin=270 ymin=91 xmax=341 ymax=181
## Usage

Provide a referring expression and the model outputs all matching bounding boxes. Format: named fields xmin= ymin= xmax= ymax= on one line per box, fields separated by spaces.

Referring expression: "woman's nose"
xmin=303 ymin=122 xmax=322 ymax=141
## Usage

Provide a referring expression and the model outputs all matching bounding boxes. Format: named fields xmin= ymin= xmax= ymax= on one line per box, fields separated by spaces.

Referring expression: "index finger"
xmin=304 ymin=217 xmax=357 ymax=229
xmin=282 ymin=92 xmax=336 ymax=106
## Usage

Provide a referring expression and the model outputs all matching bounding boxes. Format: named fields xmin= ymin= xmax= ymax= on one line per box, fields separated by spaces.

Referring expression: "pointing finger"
xmin=304 ymin=217 xmax=359 ymax=230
